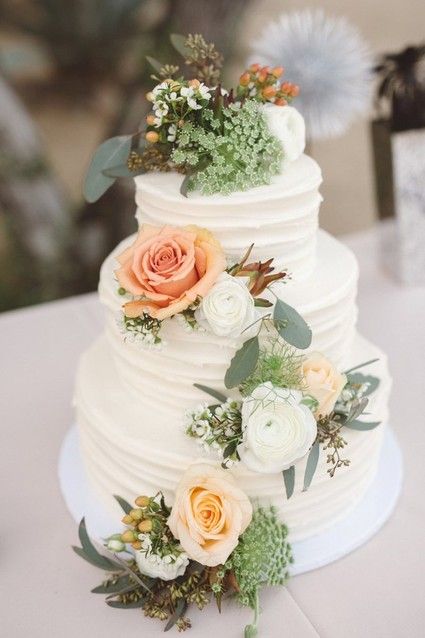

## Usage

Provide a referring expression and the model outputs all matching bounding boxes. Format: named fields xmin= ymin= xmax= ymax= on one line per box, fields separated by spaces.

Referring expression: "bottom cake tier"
xmin=75 ymin=333 xmax=391 ymax=542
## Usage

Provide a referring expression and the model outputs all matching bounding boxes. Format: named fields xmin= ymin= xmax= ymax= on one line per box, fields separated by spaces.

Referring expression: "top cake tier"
xmin=134 ymin=154 xmax=322 ymax=280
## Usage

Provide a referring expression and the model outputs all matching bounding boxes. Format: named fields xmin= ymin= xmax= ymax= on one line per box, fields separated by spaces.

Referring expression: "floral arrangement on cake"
xmin=83 ymin=33 xmax=304 ymax=202
xmin=74 ymin=468 xmax=292 ymax=635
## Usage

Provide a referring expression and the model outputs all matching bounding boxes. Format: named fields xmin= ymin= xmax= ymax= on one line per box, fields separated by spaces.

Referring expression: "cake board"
xmin=59 ymin=425 xmax=402 ymax=576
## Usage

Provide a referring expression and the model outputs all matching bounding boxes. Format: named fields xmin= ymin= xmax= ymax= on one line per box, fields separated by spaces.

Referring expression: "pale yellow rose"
xmin=167 ymin=463 xmax=252 ymax=567
xmin=302 ymin=352 xmax=347 ymax=417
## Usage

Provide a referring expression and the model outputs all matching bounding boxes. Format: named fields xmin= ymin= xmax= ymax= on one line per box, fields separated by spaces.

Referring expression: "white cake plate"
xmin=59 ymin=425 xmax=402 ymax=576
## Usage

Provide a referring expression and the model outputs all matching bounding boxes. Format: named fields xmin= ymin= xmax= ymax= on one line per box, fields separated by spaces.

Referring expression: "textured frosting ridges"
xmin=99 ymin=229 xmax=358 ymax=410
xmin=75 ymin=334 xmax=390 ymax=542
xmin=135 ymin=154 xmax=322 ymax=279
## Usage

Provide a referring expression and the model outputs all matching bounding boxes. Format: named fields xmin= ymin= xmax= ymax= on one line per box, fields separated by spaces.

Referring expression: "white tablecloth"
xmin=2 ymin=223 xmax=425 ymax=637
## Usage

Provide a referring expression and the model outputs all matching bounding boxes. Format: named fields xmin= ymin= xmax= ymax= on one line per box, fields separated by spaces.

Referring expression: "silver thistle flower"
xmin=249 ymin=9 xmax=373 ymax=140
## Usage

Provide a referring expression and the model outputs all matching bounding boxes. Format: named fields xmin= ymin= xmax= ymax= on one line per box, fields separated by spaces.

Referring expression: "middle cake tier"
xmin=99 ymin=228 xmax=358 ymax=411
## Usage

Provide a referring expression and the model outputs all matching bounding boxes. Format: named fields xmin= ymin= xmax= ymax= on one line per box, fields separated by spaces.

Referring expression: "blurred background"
xmin=0 ymin=0 xmax=424 ymax=312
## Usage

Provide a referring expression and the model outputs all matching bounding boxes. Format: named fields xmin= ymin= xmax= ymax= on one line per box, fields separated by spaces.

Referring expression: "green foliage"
xmin=83 ymin=135 xmax=132 ymax=202
xmin=273 ymin=299 xmax=312 ymax=350
xmin=172 ymin=101 xmax=283 ymax=195
xmin=228 ymin=507 xmax=292 ymax=610
xmin=303 ymin=440 xmax=320 ymax=491
xmin=193 ymin=384 xmax=228 ymax=404
xmin=72 ymin=518 xmax=121 ymax=571
xmin=224 ymin=336 xmax=260 ymax=389
xmin=282 ymin=466 xmax=295 ymax=499
xmin=239 ymin=339 xmax=304 ymax=397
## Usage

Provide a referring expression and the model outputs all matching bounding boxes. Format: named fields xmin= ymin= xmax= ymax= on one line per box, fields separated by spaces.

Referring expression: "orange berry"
xmin=138 ymin=519 xmax=153 ymax=533
xmin=249 ymin=63 xmax=261 ymax=73
xmin=239 ymin=72 xmax=251 ymax=87
xmin=188 ymin=78 xmax=200 ymax=88
xmin=146 ymin=91 xmax=154 ymax=102
xmin=280 ymin=82 xmax=291 ymax=92
xmin=146 ymin=114 xmax=156 ymax=126
xmin=272 ymin=66 xmax=284 ymax=78
xmin=258 ymin=71 xmax=268 ymax=83
xmin=132 ymin=541 xmax=142 ymax=550
xmin=260 ymin=66 xmax=270 ymax=74
xmin=145 ymin=131 xmax=159 ymax=143
xmin=262 ymin=85 xmax=277 ymax=99
xmin=290 ymin=84 xmax=300 ymax=97
xmin=275 ymin=97 xmax=288 ymax=106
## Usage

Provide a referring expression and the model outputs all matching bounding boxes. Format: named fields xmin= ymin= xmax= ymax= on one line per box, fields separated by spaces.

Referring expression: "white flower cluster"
xmin=175 ymin=311 xmax=205 ymax=334
xmin=135 ymin=534 xmax=189 ymax=581
xmin=117 ymin=314 xmax=165 ymax=350
xmin=151 ymin=80 xmax=212 ymax=141
xmin=185 ymin=399 xmax=242 ymax=466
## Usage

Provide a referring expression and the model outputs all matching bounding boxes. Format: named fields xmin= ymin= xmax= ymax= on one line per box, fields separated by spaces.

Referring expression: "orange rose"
xmin=115 ymin=224 xmax=226 ymax=321
xmin=168 ymin=463 xmax=252 ymax=567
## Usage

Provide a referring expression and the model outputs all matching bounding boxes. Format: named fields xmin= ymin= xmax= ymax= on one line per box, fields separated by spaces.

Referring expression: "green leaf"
xmin=146 ymin=55 xmax=164 ymax=73
xmin=72 ymin=546 xmax=117 ymax=571
xmin=91 ymin=575 xmax=132 ymax=594
xmin=345 ymin=420 xmax=381 ymax=431
xmin=102 ymin=164 xmax=145 ymax=178
xmin=348 ymin=397 xmax=369 ymax=422
xmin=273 ymin=299 xmax=312 ymax=350
xmin=164 ymin=598 xmax=188 ymax=632
xmin=224 ymin=337 xmax=260 ymax=389
xmin=223 ymin=440 xmax=238 ymax=460
xmin=113 ymin=495 xmax=133 ymax=515
xmin=83 ymin=135 xmax=132 ymax=203
xmin=170 ymin=33 xmax=190 ymax=58
xmin=107 ymin=599 xmax=145 ymax=609
xmin=303 ymin=440 xmax=320 ymax=492
xmin=193 ymin=383 xmax=228 ymax=404
xmin=347 ymin=372 xmax=380 ymax=397
xmin=254 ymin=298 xmax=273 ymax=308
xmin=76 ymin=518 xmax=119 ymax=570
xmin=180 ymin=172 xmax=192 ymax=197
xmin=282 ymin=466 xmax=295 ymax=499
xmin=345 ymin=358 xmax=379 ymax=374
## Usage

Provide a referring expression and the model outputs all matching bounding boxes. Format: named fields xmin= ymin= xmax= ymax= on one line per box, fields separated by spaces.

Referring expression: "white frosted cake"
xmin=75 ymin=153 xmax=391 ymax=542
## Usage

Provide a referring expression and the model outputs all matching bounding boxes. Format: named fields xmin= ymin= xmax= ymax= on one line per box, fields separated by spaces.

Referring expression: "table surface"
xmin=2 ymin=222 xmax=425 ymax=638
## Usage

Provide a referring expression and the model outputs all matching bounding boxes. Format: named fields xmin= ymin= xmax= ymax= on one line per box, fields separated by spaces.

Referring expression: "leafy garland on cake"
xmin=83 ymin=33 xmax=304 ymax=201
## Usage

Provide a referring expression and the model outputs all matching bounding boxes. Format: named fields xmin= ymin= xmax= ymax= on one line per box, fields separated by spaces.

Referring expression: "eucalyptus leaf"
xmin=170 ymin=33 xmax=190 ymax=58
xmin=347 ymin=372 xmax=380 ymax=397
xmin=180 ymin=173 xmax=192 ymax=197
xmin=146 ymin=55 xmax=164 ymax=73
xmin=348 ymin=397 xmax=369 ymax=422
xmin=91 ymin=575 xmax=131 ymax=594
xmin=83 ymin=135 xmax=132 ymax=203
xmin=345 ymin=420 xmax=381 ymax=431
xmin=193 ymin=383 xmax=228 ymax=404
xmin=164 ymin=598 xmax=188 ymax=632
xmin=72 ymin=546 xmax=117 ymax=571
xmin=273 ymin=299 xmax=312 ymax=350
xmin=77 ymin=518 xmax=119 ymax=570
xmin=224 ymin=337 xmax=259 ymax=389
xmin=113 ymin=495 xmax=133 ymax=515
xmin=254 ymin=297 xmax=273 ymax=308
xmin=223 ymin=440 xmax=238 ymax=460
xmin=106 ymin=599 xmax=145 ymax=609
xmin=102 ymin=164 xmax=145 ymax=178
xmin=282 ymin=466 xmax=295 ymax=499
xmin=303 ymin=440 xmax=320 ymax=492
xmin=345 ymin=358 xmax=379 ymax=375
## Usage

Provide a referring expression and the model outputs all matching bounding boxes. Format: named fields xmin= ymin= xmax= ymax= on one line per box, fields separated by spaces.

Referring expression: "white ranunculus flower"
xmin=195 ymin=272 xmax=258 ymax=338
xmin=261 ymin=104 xmax=306 ymax=163
xmin=238 ymin=382 xmax=317 ymax=473
xmin=135 ymin=548 xmax=189 ymax=581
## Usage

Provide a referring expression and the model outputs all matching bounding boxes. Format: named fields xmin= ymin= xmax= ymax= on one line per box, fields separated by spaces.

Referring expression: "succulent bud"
xmin=138 ymin=519 xmax=153 ymax=533
xmin=145 ymin=131 xmax=159 ymax=143
xmin=272 ymin=66 xmax=284 ymax=78
xmin=262 ymin=85 xmax=277 ymax=99
xmin=107 ymin=538 xmax=125 ymax=552
xmin=135 ymin=495 xmax=150 ymax=508
xmin=121 ymin=529 xmax=137 ymax=543
xmin=239 ymin=72 xmax=251 ymax=87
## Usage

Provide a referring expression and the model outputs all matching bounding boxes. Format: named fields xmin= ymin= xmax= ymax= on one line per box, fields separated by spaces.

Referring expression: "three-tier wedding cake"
xmin=67 ymin=34 xmax=396 ymax=635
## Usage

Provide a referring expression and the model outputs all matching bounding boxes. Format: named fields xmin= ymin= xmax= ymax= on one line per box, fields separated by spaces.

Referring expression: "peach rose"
xmin=115 ymin=224 xmax=226 ymax=321
xmin=302 ymin=352 xmax=347 ymax=417
xmin=168 ymin=463 xmax=252 ymax=567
